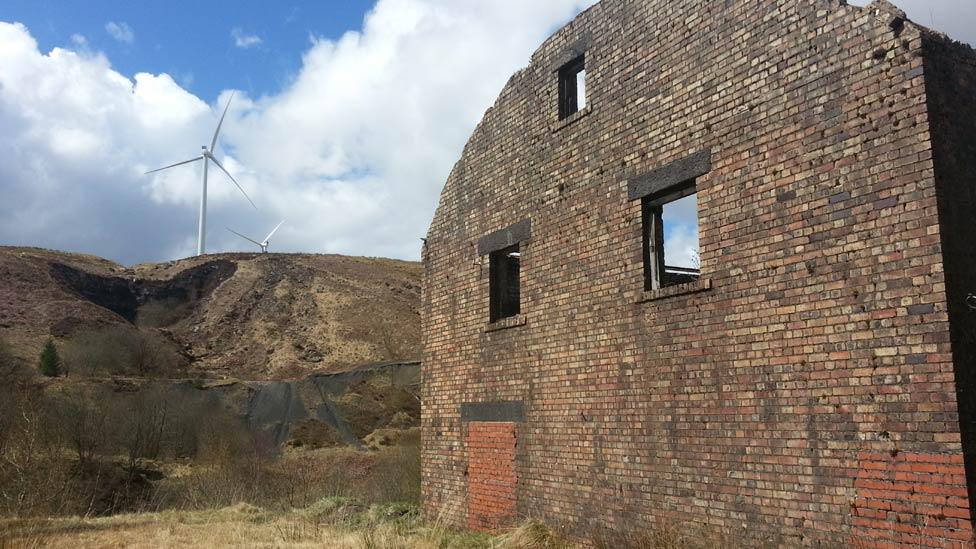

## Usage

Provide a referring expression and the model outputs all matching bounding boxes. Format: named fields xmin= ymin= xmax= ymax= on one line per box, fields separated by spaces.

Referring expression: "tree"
xmin=60 ymin=391 xmax=109 ymax=465
xmin=38 ymin=339 xmax=61 ymax=377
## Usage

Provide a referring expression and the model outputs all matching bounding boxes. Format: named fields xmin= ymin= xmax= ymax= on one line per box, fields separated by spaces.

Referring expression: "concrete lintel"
xmin=477 ymin=220 xmax=531 ymax=256
xmin=461 ymin=401 xmax=525 ymax=423
xmin=628 ymin=149 xmax=712 ymax=201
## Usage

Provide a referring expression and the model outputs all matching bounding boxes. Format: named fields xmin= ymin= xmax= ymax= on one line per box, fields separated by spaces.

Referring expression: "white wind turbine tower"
xmin=227 ymin=221 xmax=285 ymax=254
xmin=145 ymin=93 xmax=256 ymax=256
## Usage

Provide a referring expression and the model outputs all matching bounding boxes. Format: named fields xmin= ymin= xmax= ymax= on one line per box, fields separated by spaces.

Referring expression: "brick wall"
xmin=852 ymin=452 xmax=971 ymax=547
xmin=422 ymin=0 xmax=976 ymax=544
xmin=466 ymin=422 xmax=518 ymax=532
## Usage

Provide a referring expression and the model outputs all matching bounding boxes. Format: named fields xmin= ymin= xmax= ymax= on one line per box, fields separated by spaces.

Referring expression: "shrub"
xmin=58 ymin=391 xmax=110 ymax=465
xmin=62 ymin=327 xmax=186 ymax=378
xmin=0 ymin=385 xmax=75 ymax=517
xmin=302 ymin=496 xmax=364 ymax=523
xmin=38 ymin=338 xmax=61 ymax=377
xmin=117 ymin=387 xmax=171 ymax=465
xmin=495 ymin=519 xmax=573 ymax=549
xmin=0 ymin=374 xmax=424 ymax=522
xmin=364 ymin=443 xmax=421 ymax=504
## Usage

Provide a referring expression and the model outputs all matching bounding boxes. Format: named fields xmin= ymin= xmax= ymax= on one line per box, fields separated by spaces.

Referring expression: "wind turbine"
xmin=145 ymin=93 xmax=256 ymax=256
xmin=227 ymin=221 xmax=285 ymax=254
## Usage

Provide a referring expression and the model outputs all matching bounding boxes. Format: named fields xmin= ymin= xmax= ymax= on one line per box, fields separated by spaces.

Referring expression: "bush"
xmin=364 ymin=443 xmax=421 ymax=504
xmin=495 ymin=519 xmax=573 ymax=549
xmin=0 ymin=338 xmax=27 ymax=485
xmin=151 ymin=441 xmax=421 ymax=516
xmin=0 ymin=385 xmax=75 ymax=517
xmin=58 ymin=391 xmax=110 ymax=465
xmin=302 ymin=495 xmax=362 ymax=522
xmin=62 ymin=327 xmax=186 ymax=378
xmin=38 ymin=338 xmax=61 ymax=377
xmin=0 ymin=373 xmax=423 ymax=521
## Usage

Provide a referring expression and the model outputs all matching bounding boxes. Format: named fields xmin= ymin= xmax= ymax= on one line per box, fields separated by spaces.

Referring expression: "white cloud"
xmin=2 ymin=0 xmax=972 ymax=266
xmin=231 ymin=28 xmax=263 ymax=49
xmin=104 ymin=21 xmax=134 ymax=44
xmin=0 ymin=0 xmax=598 ymax=264
xmin=0 ymin=22 xmax=210 ymax=262
xmin=662 ymin=195 xmax=700 ymax=269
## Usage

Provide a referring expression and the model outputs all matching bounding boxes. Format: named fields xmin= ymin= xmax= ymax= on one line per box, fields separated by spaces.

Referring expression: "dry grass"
xmin=588 ymin=518 xmax=729 ymax=549
xmin=155 ymin=444 xmax=422 ymax=513
xmin=1 ymin=510 xmax=730 ymax=549
xmin=494 ymin=519 xmax=573 ymax=549
xmin=0 ymin=502 xmax=491 ymax=549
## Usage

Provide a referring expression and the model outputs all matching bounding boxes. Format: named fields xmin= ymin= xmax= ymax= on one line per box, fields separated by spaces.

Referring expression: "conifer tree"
xmin=39 ymin=338 xmax=61 ymax=377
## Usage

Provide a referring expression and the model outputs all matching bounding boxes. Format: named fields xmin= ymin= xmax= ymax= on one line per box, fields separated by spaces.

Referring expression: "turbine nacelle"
xmin=144 ymin=92 xmax=256 ymax=256
xmin=227 ymin=220 xmax=285 ymax=254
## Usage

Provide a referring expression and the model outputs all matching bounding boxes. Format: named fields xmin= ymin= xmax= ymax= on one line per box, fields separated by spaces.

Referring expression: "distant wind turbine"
xmin=145 ymin=93 xmax=256 ymax=256
xmin=227 ymin=221 xmax=285 ymax=254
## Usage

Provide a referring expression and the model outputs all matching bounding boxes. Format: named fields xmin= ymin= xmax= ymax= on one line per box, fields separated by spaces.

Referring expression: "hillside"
xmin=0 ymin=246 xmax=421 ymax=379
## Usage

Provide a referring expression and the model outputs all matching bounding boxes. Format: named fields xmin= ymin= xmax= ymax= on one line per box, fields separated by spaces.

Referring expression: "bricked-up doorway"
xmin=466 ymin=421 xmax=518 ymax=532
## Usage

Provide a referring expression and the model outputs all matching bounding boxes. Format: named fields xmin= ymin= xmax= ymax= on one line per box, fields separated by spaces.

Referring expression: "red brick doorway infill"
xmin=467 ymin=421 xmax=518 ymax=533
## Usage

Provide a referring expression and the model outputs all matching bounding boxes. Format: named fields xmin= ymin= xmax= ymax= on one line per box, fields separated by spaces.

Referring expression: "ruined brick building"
xmin=421 ymin=0 xmax=976 ymax=546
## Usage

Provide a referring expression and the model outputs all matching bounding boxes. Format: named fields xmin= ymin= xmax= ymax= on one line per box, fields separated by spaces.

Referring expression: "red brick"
xmin=465 ymin=421 xmax=518 ymax=532
xmin=422 ymin=1 xmax=976 ymax=546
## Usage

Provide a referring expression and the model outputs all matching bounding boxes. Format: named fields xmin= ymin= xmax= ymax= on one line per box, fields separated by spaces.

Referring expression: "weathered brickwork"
xmin=853 ymin=452 xmax=971 ymax=547
xmin=466 ymin=422 xmax=518 ymax=532
xmin=422 ymin=0 xmax=976 ymax=545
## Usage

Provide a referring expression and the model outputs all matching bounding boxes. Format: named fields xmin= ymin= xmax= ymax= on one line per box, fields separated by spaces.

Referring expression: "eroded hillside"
xmin=0 ymin=247 xmax=421 ymax=379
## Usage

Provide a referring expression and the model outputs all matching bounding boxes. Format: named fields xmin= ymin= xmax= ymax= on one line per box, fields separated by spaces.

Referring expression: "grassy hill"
xmin=0 ymin=246 xmax=425 ymax=525
xmin=0 ymin=247 xmax=421 ymax=379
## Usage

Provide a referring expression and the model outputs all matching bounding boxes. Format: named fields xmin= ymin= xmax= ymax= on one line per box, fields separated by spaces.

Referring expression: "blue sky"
xmin=0 ymin=0 xmax=971 ymax=266
xmin=0 ymin=0 xmax=599 ymax=264
xmin=1 ymin=0 xmax=373 ymax=100
xmin=4 ymin=1 xmax=971 ymax=108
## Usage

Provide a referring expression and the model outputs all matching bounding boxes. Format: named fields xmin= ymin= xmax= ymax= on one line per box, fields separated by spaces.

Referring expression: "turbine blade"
xmin=210 ymin=92 xmax=235 ymax=152
xmin=263 ymin=220 xmax=285 ymax=243
xmin=209 ymin=155 xmax=257 ymax=210
xmin=145 ymin=156 xmax=202 ymax=174
xmin=226 ymin=227 xmax=262 ymax=247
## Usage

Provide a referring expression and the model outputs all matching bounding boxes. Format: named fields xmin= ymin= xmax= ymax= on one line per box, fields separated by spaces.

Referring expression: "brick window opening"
xmin=558 ymin=55 xmax=586 ymax=119
xmin=642 ymin=183 xmax=700 ymax=290
xmin=490 ymin=244 xmax=520 ymax=322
